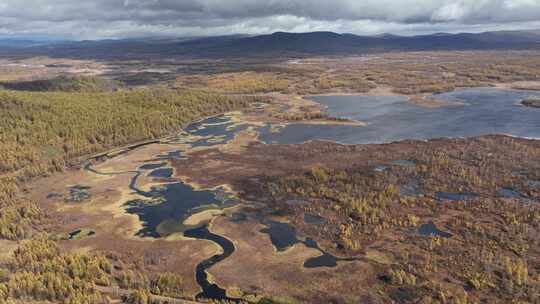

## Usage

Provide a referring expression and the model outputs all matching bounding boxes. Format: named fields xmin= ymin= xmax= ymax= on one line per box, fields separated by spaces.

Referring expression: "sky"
xmin=1 ymin=0 xmax=540 ymax=40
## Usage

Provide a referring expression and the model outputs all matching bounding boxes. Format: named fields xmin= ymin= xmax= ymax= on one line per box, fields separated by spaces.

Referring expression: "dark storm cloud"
xmin=0 ymin=0 xmax=539 ymax=39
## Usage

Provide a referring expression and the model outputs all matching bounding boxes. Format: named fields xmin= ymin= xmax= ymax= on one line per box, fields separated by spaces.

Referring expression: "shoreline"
xmin=78 ymin=107 xmax=256 ymax=169
xmin=301 ymin=82 xmax=540 ymax=109
xmin=17 ymin=83 xmax=540 ymax=185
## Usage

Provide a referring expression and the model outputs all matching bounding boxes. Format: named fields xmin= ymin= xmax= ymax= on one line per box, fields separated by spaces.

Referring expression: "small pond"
xmin=67 ymin=185 xmax=91 ymax=203
xmin=418 ymin=222 xmax=453 ymax=238
xmin=148 ymin=168 xmax=174 ymax=178
xmin=304 ymin=213 xmax=326 ymax=226
xmin=435 ymin=191 xmax=477 ymax=202
xmin=260 ymin=221 xmax=299 ymax=252
xmin=139 ymin=162 xmax=167 ymax=170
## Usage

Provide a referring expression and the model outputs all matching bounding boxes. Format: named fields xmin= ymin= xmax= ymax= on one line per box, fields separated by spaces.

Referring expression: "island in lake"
xmin=522 ymin=97 xmax=540 ymax=108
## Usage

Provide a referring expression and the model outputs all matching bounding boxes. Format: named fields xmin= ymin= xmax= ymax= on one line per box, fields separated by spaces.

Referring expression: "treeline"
xmin=0 ymin=86 xmax=262 ymax=239
xmin=0 ymin=175 xmax=44 ymax=240
xmin=0 ymin=196 xmax=43 ymax=240
xmin=175 ymin=72 xmax=290 ymax=94
xmin=0 ymin=86 xmax=265 ymax=302
xmin=0 ymin=87 xmax=263 ymax=180
xmin=0 ymin=76 xmax=121 ymax=93
xmin=0 ymin=238 xmax=190 ymax=304
xmin=0 ymin=238 xmax=109 ymax=303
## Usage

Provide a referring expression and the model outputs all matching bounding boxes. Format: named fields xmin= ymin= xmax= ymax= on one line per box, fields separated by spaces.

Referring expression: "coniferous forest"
xmin=0 ymin=81 xmax=264 ymax=303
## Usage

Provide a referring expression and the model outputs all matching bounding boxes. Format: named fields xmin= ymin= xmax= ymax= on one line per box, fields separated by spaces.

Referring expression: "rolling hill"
xmin=1 ymin=30 xmax=539 ymax=59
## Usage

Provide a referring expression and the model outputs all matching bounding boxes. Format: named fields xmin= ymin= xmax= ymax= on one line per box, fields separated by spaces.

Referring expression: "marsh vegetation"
xmin=251 ymin=136 xmax=540 ymax=303
xmin=1 ymin=50 xmax=540 ymax=303
xmin=0 ymin=79 xmax=267 ymax=303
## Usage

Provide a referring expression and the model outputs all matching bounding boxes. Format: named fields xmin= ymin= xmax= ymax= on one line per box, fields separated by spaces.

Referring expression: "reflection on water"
xmin=259 ymin=88 xmax=540 ymax=145
xmin=259 ymin=222 xmax=359 ymax=269
xmin=103 ymin=88 xmax=539 ymax=294
xmin=68 ymin=229 xmax=96 ymax=240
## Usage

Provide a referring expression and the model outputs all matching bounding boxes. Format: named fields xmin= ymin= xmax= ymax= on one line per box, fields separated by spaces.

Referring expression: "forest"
xmin=0 ymin=87 xmax=261 ymax=180
xmin=0 ymin=81 xmax=265 ymax=303
xmin=0 ymin=76 xmax=122 ymax=93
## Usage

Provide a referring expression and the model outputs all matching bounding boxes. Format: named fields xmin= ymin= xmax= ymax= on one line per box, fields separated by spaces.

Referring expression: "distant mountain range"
xmin=1 ymin=30 xmax=539 ymax=59
xmin=0 ymin=39 xmax=64 ymax=48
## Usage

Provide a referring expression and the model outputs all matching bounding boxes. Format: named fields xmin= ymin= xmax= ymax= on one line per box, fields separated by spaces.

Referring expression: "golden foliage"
xmin=0 ymin=238 xmax=110 ymax=303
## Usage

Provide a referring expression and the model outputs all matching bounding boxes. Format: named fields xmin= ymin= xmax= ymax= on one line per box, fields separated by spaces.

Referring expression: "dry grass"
xmin=171 ymin=51 xmax=540 ymax=96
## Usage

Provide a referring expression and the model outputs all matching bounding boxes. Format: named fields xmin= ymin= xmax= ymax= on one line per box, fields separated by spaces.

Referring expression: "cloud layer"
xmin=1 ymin=0 xmax=539 ymax=39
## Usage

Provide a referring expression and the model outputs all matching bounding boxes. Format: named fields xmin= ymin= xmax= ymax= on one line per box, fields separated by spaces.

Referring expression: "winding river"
xmin=183 ymin=226 xmax=239 ymax=302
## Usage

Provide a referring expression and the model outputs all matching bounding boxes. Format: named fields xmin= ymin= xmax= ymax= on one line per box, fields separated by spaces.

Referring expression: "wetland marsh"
xmin=20 ymin=87 xmax=540 ymax=303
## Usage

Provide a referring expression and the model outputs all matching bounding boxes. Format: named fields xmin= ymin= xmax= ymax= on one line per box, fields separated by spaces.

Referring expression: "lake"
xmin=259 ymin=88 xmax=540 ymax=145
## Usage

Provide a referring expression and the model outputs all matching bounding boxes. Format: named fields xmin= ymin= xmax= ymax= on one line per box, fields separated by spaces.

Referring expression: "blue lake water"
xmin=148 ymin=168 xmax=173 ymax=178
xmin=157 ymin=150 xmax=183 ymax=160
xmin=259 ymin=88 xmax=540 ymax=145
xmin=182 ymin=115 xmax=249 ymax=147
xmin=304 ymin=213 xmax=326 ymax=226
xmin=260 ymin=221 xmax=299 ymax=252
xmin=114 ymin=88 xmax=540 ymax=297
xmin=184 ymin=225 xmax=239 ymax=302
xmin=498 ymin=188 xmax=522 ymax=198
xmin=125 ymin=181 xmax=223 ymax=237
xmin=139 ymin=162 xmax=167 ymax=170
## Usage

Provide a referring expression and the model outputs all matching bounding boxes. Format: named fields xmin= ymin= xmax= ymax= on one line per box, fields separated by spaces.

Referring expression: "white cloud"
xmin=0 ymin=0 xmax=539 ymax=39
xmin=505 ymin=0 xmax=537 ymax=9
xmin=432 ymin=2 xmax=468 ymax=21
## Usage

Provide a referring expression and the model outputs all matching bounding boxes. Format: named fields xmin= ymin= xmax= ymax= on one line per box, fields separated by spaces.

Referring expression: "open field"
xmin=171 ymin=51 xmax=540 ymax=96
xmin=2 ymin=51 xmax=540 ymax=95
